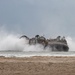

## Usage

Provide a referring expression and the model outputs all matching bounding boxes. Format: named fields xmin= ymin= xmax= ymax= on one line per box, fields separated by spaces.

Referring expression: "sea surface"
xmin=0 ymin=51 xmax=75 ymax=57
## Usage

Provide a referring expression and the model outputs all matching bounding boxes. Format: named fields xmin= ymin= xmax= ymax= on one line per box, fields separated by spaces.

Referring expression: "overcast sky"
xmin=0 ymin=0 xmax=75 ymax=37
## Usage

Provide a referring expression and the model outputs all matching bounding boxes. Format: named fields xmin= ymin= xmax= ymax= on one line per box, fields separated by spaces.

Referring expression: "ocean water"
xmin=0 ymin=51 xmax=75 ymax=57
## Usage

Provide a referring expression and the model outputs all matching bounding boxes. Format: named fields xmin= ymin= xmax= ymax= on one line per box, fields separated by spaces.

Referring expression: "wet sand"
xmin=0 ymin=56 xmax=75 ymax=75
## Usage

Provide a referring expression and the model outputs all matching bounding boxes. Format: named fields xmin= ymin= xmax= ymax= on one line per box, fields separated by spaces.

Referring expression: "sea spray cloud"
xmin=66 ymin=37 xmax=75 ymax=51
xmin=0 ymin=34 xmax=24 ymax=51
xmin=23 ymin=44 xmax=44 ymax=52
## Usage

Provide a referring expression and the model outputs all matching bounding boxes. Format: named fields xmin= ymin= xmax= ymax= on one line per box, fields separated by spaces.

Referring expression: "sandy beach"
xmin=0 ymin=56 xmax=75 ymax=75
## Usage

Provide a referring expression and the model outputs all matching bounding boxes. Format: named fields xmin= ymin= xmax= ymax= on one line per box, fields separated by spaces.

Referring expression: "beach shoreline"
xmin=0 ymin=56 xmax=75 ymax=75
